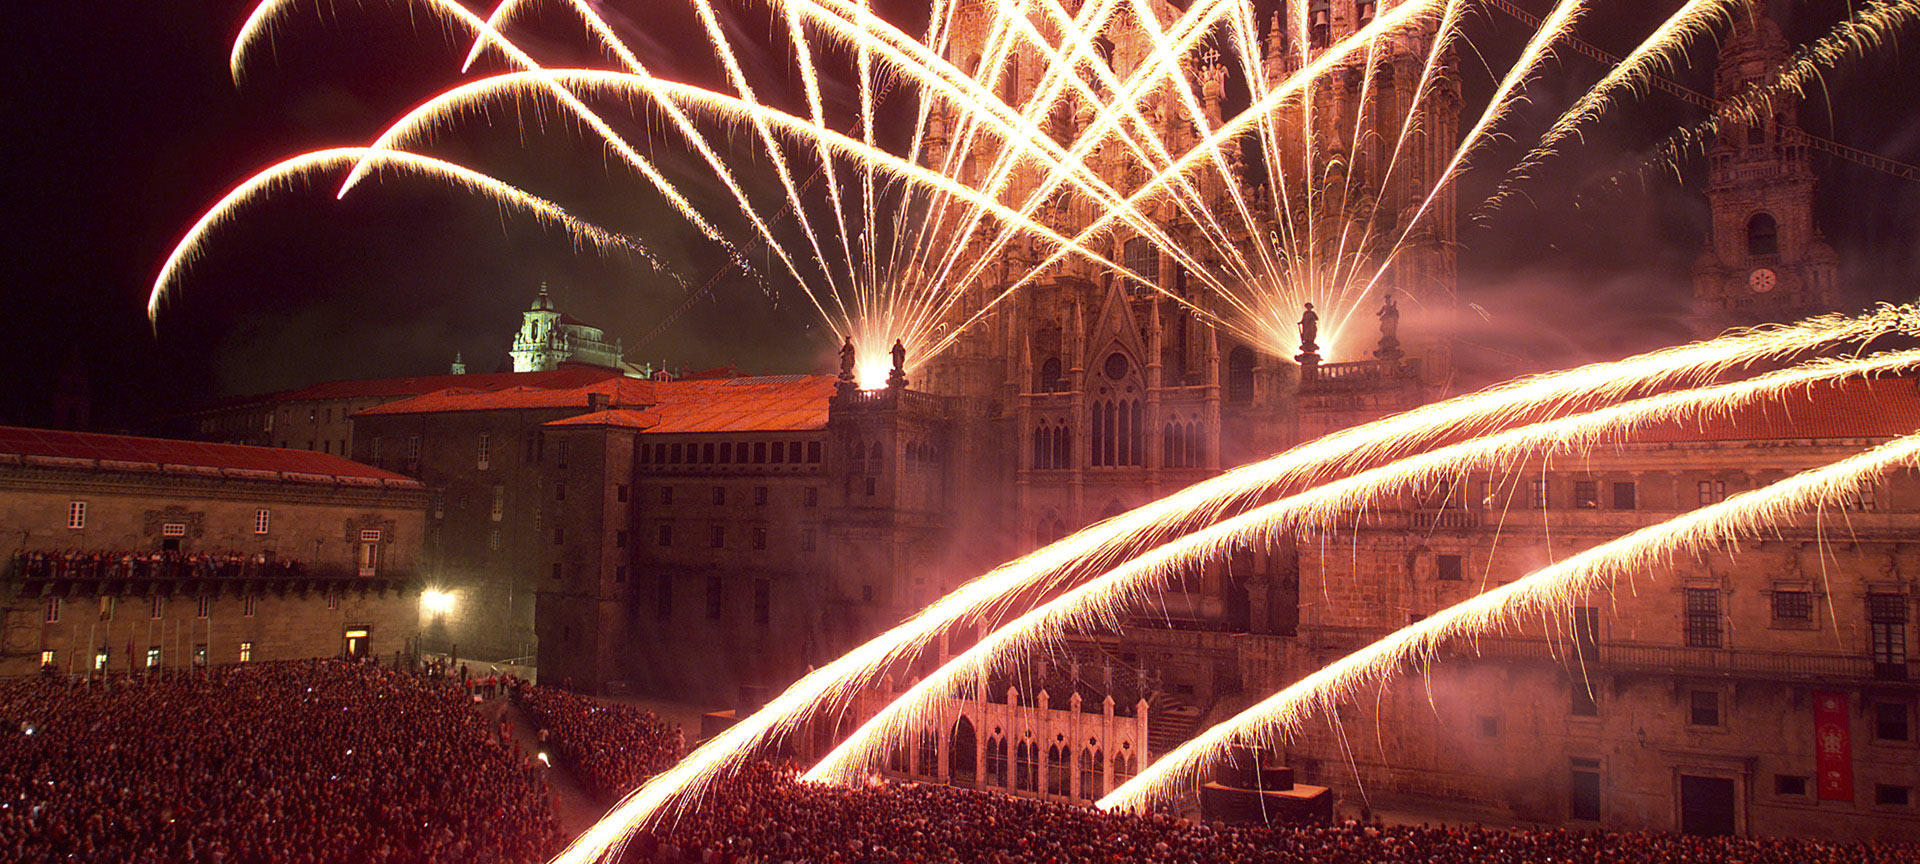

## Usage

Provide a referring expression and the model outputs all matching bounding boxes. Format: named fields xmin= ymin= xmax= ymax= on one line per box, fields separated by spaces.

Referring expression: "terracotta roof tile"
xmin=1627 ymin=375 xmax=1920 ymax=443
xmin=0 ymin=426 xmax=420 ymax=486
xmin=357 ymin=378 xmax=661 ymax=416
xmin=546 ymin=375 xmax=838 ymax=434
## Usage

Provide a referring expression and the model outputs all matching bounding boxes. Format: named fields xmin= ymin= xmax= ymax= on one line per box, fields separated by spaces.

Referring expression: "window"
xmin=1569 ymin=759 xmax=1601 ymax=821
xmin=807 ymin=441 xmax=822 ymax=463
xmin=161 ymin=522 xmax=186 ymax=538
xmin=660 ymin=486 xmax=675 ymax=505
xmin=1698 ymin=480 xmax=1727 ymax=505
xmin=754 ymin=442 xmax=767 ymax=463
xmin=706 ymin=576 xmax=724 ymax=619
xmin=1686 ymin=588 xmax=1722 ymax=648
xmin=1089 ymin=399 xmax=1146 ymax=467
xmin=804 ymin=487 xmax=819 ymax=508
xmin=1436 ymin=555 xmax=1463 ymax=581
xmin=326 ymin=593 xmax=339 ymax=611
xmin=1876 ymin=703 xmax=1911 ymax=742
xmin=1039 ymin=357 xmax=1066 ymax=393
xmin=1122 ymin=235 xmax=1159 ymax=289
xmin=1773 ymin=590 xmax=1813 ymax=623
xmin=710 ymin=526 xmax=725 ymax=548
xmin=1775 ymin=775 xmax=1808 ymax=796
xmin=98 ymin=596 xmax=113 ymax=621
xmin=239 ymin=641 xmax=253 ymax=663
xmin=1611 ymin=482 xmax=1636 ymax=510
xmin=551 ymin=563 xmax=562 ymax=581
xmin=553 ymin=527 xmax=565 ymax=545
xmin=554 ymin=482 xmax=567 ymax=502
xmin=44 ymin=596 xmax=60 ymax=624
xmin=406 ymin=435 xmax=422 ymax=468
xmin=1528 ymin=479 xmax=1548 ymax=509
xmin=492 ymin=485 xmax=506 ymax=521
xmin=555 ymin=438 xmax=570 ymax=469
xmin=67 ymin=501 xmax=86 ymax=530
xmin=657 ymin=574 xmax=673 ymax=619
xmin=150 ymin=595 xmax=165 ymax=620
xmin=617 ymin=484 xmax=629 ymax=503
xmin=1574 ymin=606 xmax=1600 ymax=652
xmin=1688 ymin=690 xmax=1721 ymax=727
xmin=752 ymin=527 xmax=767 ymax=550
xmin=658 ymin=524 xmax=673 ymax=547
xmin=1877 ymin=785 xmax=1911 ymax=807
xmin=526 ymin=431 xmax=542 ymax=463
xmin=1573 ymin=481 xmax=1599 ymax=509
xmin=39 ymin=649 xmax=55 ymax=668
xmin=670 ymin=442 xmax=683 ymax=464
xmin=865 ymin=477 xmax=877 ymax=496
xmin=1226 ymin=346 xmax=1255 ymax=404
xmin=802 ymin=528 xmax=817 ymax=552
xmin=1870 ymin=594 xmax=1908 ymax=679
xmin=196 ymin=596 xmax=211 ymax=619
xmin=754 ymin=486 xmax=768 ymax=506
xmin=488 ymin=528 xmax=501 ymax=550
xmin=94 ymin=648 xmax=109 ymax=671
xmin=477 ymin=433 xmax=490 ymax=470
xmin=712 ymin=486 xmax=725 ymax=506
xmin=146 ymin=647 xmax=162 ymax=670
xmin=615 ymin=530 xmax=629 ymax=548
xmin=255 ymin=508 xmax=271 ymax=535
xmin=1747 ymin=212 xmax=1779 ymax=257
xmin=244 ymin=596 xmax=257 ymax=617
xmin=1570 ymin=678 xmax=1598 ymax=716
xmin=753 ymin=580 xmax=770 ymax=624
xmin=615 ymin=566 xmax=627 ymax=583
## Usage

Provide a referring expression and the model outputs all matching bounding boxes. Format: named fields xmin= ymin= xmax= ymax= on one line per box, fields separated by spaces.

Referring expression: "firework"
xmin=804 ymin=350 xmax=1920 ymax=785
xmin=1099 ymin=428 xmax=1920 ymax=811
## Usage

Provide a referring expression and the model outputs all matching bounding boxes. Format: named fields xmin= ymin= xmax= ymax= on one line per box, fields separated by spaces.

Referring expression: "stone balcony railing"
xmin=1309 ymin=625 xmax=1915 ymax=684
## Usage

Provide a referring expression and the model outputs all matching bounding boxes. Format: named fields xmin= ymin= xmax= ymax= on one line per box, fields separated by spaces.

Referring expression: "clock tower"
xmin=1691 ymin=8 xmax=1839 ymax=323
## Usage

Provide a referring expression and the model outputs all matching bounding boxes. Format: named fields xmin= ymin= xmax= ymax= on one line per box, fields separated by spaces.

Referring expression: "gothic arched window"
xmin=1122 ymin=236 xmax=1159 ymax=291
xmin=1747 ymin=212 xmax=1779 ymax=257
xmin=1227 ymin=346 xmax=1256 ymax=404
xmin=1039 ymin=357 xmax=1064 ymax=393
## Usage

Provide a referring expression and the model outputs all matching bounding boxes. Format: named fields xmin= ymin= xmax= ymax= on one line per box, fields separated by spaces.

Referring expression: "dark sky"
xmin=4 ymin=0 xmax=1918 ymax=431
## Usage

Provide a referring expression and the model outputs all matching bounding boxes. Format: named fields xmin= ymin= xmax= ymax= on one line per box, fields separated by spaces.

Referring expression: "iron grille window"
xmin=1772 ymin=590 xmax=1813 ymax=623
xmin=1870 ymin=594 xmax=1908 ymax=680
xmin=1685 ymin=588 xmax=1721 ymax=648
xmin=1528 ymin=479 xmax=1548 ymax=510
xmin=1573 ymin=481 xmax=1599 ymax=509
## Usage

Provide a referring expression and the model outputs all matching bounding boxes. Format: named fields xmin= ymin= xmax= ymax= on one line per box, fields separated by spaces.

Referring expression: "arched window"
xmin=868 ymin=441 xmax=883 ymax=470
xmin=1039 ymin=357 xmax=1064 ymax=393
xmin=1122 ymin=236 xmax=1159 ymax=290
xmin=1080 ymin=746 xmax=1104 ymax=800
xmin=986 ymin=735 xmax=1009 ymax=787
xmin=1046 ymin=744 xmax=1070 ymax=795
xmin=1054 ymin=421 xmax=1070 ymax=468
xmin=1113 ymin=746 xmax=1136 ymax=784
xmin=949 ymin=717 xmax=977 ymax=783
xmin=1015 ymin=741 xmax=1038 ymax=791
xmin=1227 ymin=346 xmax=1256 ymax=404
xmin=1000 ymin=57 xmax=1020 ymax=106
xmin=850 ymin=439 xmax=865 ymax=473
xmin=1033 ymin=423 xmax=1049 ymax=470
xmin=1747 ymin=212 xmax=1779 ymax=257
xmin=917 ymin=729 xmax=940 ymax=776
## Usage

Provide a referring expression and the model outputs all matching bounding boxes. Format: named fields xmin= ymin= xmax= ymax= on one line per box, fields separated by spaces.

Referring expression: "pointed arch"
xmin=949 ymin=716 xmax=978 ymax=783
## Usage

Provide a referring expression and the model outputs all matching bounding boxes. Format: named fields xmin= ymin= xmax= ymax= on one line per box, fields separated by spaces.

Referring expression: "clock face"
xmin=1749 ymin=268 xmax=1777 ymax=293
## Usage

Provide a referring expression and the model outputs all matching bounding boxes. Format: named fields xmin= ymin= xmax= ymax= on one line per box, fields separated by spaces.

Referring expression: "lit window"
xmin=39 ymin=650 xmax=55 ymax=668
xmin=492 ymin=486 xmax=506 ymax=522
xmin=255 ymin=508 xmax=271 ymax=535
xmin=244 ymin=596 xmax=257 ymax=617
xmin=161 ymin=523 xmax=186 ymax=538
xmin=44 ymin=596 xmax=60 ymax=623
xmin=193 ymin=644 xmax=208 ymax=667
xmin=477 ymin=433 xmax=491 ymax=471
xmin=94 ymin=648 xmax=109 ymax=671
xmin=145 ymin=647 xmax=162 ymax=670
xmin=67 ymin=501 xmax=86 ymax=530
xmin=488 ymin=528 xmax=501 ymax=550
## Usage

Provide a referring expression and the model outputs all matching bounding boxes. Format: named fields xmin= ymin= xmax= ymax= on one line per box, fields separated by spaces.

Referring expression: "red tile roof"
xmin=357 ymin=377 xmax=662 ymax=417
xmin=544 ymin=375 xmax=838 ymax=434
xmin=0 ymin=426 xmax=422 ymax=487
xmin=1628 ymin=375 xmax=1920 ymax=443
xmin=274 ymin=365 xmax=621 ymax=403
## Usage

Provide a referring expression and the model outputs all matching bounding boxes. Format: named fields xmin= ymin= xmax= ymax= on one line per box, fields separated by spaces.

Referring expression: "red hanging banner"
xmin=1814 ymin=690 xmax=1853 ymax=801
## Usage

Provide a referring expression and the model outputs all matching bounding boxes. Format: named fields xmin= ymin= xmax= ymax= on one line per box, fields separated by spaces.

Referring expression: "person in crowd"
xmin=510 ymin=683 xmax=682 ymax=803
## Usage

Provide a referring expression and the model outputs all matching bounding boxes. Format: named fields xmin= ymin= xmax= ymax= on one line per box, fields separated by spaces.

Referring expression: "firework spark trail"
xmin=932 ymin=0 xmax=1444 ymax=363
xmin=803 ymin=350 xmax=1920 ymax=784
xmin=548 ymin=308 xmax=1912 ymax=863
xmin=1099 ymin=429 xmax=1920 ymax=812
xmin=147 ymin=148 xmax=639 ymax=321
xmin=1481 ymin=0 xmax=1738 ymax=213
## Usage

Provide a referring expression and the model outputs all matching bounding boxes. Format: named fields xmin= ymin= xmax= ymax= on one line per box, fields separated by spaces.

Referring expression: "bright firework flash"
xmin=554 ymin=306 xmax=1917 ymax=864
xmin=1098 ymin=428 xmax=1920 ymax=812
xmin=804 ymin=350 xmax=1920 ymax=784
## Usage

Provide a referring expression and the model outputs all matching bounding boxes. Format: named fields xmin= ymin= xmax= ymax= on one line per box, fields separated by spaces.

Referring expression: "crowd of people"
xmin=0 ymin=660 xmax=563 ymax=863
xmin=630 ymin=762 xmax=1920 ymax=864
xmin=513 ymin=682 xmax=683 ymax=802
xmin=12 ymin=549 xmax=311 ymax=580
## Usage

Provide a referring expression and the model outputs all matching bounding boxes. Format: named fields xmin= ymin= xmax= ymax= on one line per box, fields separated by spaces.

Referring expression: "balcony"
xmin=1308 ymin=626 xmax=1917 ymax=686
xmin=9 ymin=552 xmax=415 ymax=594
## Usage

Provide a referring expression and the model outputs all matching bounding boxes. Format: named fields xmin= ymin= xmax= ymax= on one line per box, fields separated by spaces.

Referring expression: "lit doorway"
xmin=344 ymin=627 xmax=371 ymax=659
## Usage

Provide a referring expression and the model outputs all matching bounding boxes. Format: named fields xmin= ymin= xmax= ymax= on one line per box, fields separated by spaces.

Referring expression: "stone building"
xmin=0 ymin=426 xmax=427 ymax=677
xmin=509 ymin=286 xmax=633 ymax=373
xmin=1267 ymin=377 xmax=1920 ymax=840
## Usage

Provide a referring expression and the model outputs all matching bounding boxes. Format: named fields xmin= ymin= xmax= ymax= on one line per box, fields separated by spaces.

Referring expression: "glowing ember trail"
xmin=804 ymin=351 xmax=1920 ymax=784
xmin=1098 ymin=429 xmax=1920 ymax=812
xmin=548 ymin=307 xmax=1916 ymax=863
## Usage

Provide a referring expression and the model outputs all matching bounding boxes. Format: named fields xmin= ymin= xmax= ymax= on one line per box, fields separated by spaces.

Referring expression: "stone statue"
xmin=1374 ymin=292 xmax=1403 ymax=361
xmin=838 ymin=336 xmax=856 ymax=381
xmin=1298 ymin=302 xmax=1319 ymax=355
xmin=887 ymin=339 xmax=910 ymax=389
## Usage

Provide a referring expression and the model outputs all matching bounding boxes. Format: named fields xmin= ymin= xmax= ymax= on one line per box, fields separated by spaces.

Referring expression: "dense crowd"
xmin=632 ymin=762 xmax=1920 ymax=864
xmin=12 ymin=549 xmax=309 ymax=580
xmin=0 ymin=660 xmax=562 ymax=863
xmin=513 ymin=683 xmax=683 ymax=801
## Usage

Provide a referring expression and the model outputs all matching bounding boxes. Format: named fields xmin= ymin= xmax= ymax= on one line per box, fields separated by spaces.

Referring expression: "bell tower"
xmin=1692 ymin=8 xmax=1839 ymax=322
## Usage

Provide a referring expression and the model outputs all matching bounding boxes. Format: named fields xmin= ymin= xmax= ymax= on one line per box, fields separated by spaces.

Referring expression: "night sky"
xmin=4 ymin=0 xmax=1917 ymax=431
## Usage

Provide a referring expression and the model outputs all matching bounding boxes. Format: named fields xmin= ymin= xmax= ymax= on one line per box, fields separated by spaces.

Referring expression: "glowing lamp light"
xmin=421 ymin=589 xmax=456 ymax=616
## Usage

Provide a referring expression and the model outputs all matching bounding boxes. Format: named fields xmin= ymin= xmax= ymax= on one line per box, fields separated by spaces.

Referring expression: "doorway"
xmin=1679 ymin=774 xmax=1737 ymax=835
xmin=344 ymin=627 xmax=371 ymax=659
